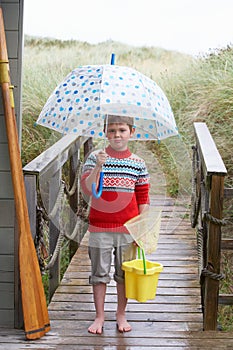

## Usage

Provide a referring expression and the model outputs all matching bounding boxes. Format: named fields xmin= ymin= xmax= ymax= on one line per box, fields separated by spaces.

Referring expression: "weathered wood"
xmin=221 ymin=239 xmax=233 ymax=250
xmin=48 ymin=170 xmax=62 ymax=301
xmin=203 ymin=175 xmax=225 ymax=330
xmin=219 ymin=294 xmax=233 ymax=305
xmin=194 ymin=122 xmax=227 ymax=177
xmin=23 ymin=134 xmax=87 ymax=177
xmin=224 ymin=187 xmax=233 ymax=198
xmin=1 ymin=196 xmax=233 ymax=347
xmin=24 ymin=174 xmax=37 ymax=239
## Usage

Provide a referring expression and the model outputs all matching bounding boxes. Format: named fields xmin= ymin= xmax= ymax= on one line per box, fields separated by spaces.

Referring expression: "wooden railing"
xmin=191 ymin=122 xmax=229 ymax=330
xmin=23 ymin=134 xmax=93 ymax=300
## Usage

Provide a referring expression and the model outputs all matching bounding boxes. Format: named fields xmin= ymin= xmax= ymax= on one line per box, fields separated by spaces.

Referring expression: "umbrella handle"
xmin=111 ymin=53 xmax=115 ymax=65
xmin=92 ymin=171 xmax=104 ymax=198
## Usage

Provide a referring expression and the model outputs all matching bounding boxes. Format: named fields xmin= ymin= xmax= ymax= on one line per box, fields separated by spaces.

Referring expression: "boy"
xmin=81 ymin=115 xmax=150 ymax=334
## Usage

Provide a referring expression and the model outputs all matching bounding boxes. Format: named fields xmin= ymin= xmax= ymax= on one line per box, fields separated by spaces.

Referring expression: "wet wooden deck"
xmin=1 ymin=196 xmax=233 ymax=349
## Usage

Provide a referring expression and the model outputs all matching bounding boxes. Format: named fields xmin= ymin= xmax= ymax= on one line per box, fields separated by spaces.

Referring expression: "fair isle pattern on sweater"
xmin=81 ymin=146 xmax=150 ymax=233
xmin=83 ymin=147 xmax=149 ymax=193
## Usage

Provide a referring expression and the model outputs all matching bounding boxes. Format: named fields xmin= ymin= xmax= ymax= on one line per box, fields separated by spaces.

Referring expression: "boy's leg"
xmin=116 ymin=282 xmax=132 ymax=332
xmin=88 ymin=233 xmax=113 ymax=334
xmin=114 ymin=240 xmax=136 ymax=332
xmin=88 ymin=283 xmax=106 ymax=334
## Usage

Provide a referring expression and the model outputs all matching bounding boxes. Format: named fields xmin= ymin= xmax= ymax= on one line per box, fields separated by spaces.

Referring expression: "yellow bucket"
xmin=122 ymin=258 xmax=163 ymax=302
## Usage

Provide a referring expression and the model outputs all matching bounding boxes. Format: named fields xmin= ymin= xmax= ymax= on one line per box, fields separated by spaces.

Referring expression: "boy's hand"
xmin=96 ymin=150 xmax=108 ymax=167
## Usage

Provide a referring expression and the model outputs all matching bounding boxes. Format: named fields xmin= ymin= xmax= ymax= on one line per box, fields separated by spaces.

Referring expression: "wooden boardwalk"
xmin=1 ymin=195 xmax=233 ymax=349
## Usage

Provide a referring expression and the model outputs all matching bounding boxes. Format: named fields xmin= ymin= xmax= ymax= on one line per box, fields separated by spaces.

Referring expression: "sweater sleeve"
xmin=135 ymin=160 xmax=150 ymax=205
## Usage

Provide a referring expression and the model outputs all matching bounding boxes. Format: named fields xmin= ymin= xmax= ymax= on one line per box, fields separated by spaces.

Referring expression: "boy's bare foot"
xmin=116 ymin=314 xmax=132 ymax=333
xmin=88 ymin=318 xmax=104 ymax=334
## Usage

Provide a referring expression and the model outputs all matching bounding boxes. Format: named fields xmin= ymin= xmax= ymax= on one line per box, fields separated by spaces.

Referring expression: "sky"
xmin=23 ymin=0 xmax=233 ymax=56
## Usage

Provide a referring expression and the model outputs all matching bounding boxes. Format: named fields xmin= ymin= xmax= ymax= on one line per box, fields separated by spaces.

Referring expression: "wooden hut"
xmin=0 ymin=0 xmax=24 ymax=328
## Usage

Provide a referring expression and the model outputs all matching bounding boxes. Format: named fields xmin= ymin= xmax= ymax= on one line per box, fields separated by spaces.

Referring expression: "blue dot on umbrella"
xmin=121 ymin=92 xmax=126 ymax=96
xmin=144 ymin=134 xmax=149 ymax=138
xmin=69 ymin=107 xmax=73 ymax=111
xmin=60 ymin=107 xmax=64 ymax=111
xmin=74 ymin=90 xmax=78 ymax=94
xmin=149 ymin=124 xmax=153 ymax=129
xmin=73 ymin=128 xmax=78 ymax=132
xmin=136 ymin=133 xmax=141 ymax=138
xmin=57 ymin=99 xmax=62 ymax=103
xmin=106 ymin=99 xmax=111 ymax=103
xmin=90 ymin=130 xmax=95 ymax=135
xmin=80 ymin=120 xmax=84 ymax=124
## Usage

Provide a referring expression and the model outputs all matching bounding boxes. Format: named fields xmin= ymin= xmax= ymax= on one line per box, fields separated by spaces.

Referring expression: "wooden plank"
xmin=0 ymin=228 xmax=14 ymax=254
xmin=219 ymin=294 xmax=233 ymax=305
xmin=0 ymin=144 xmax=10 ymax=171
xmin=224 ymin=187 xmax=233 ymax=198
xmin=0 ymin=200 xmax=14 ymax=227
xmin=0 ymin=171 xmax=13 ymax=197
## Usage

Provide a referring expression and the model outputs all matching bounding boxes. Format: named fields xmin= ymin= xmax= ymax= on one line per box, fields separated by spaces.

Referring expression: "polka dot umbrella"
xmin=36 ymin=64 xmax=178 ymax=141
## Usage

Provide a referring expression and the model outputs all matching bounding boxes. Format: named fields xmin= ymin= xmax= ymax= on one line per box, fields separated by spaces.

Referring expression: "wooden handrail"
xmin=192 ymin=122 xmax=227 ymax=330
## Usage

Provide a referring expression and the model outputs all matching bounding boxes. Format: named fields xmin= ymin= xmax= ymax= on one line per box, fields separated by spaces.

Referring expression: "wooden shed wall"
xmin=0 ymin=0 xmax=24 ymax=327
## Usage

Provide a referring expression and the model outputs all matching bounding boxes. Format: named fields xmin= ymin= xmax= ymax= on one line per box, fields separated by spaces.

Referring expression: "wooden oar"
xmin=0 ymin=8 xmax=50 ymax=339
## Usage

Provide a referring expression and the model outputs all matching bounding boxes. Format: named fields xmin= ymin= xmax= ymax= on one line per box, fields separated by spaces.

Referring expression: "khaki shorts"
xmin=88 ymin=232 xmax=136 ymax=285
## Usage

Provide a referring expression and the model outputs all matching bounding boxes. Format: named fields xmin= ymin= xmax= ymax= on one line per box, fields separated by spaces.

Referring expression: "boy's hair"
xmin=104 ymin=115 xmax=134 ymax=132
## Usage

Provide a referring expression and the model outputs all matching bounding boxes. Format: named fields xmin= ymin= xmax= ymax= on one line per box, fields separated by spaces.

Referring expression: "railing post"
xmin=48 ymin=169 xmax=61 ymax=300
xmin=69 ymin=150 xmax=79 ymax=258
xmin=203 ymin=174 xmax=225 ymax=330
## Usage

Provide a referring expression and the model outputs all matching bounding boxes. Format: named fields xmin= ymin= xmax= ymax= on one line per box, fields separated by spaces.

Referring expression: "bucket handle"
xmin=137 ymin=247 xmax=147 ymax=275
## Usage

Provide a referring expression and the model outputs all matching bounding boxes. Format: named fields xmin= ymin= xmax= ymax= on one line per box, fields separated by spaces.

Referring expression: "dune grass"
xmin=22 ymin=36 xmax=233 ymax=329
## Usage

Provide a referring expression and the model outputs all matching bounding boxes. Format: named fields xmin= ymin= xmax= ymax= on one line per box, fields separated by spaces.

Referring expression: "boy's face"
xmin=105 ymin=123 xmax=135 ymax=151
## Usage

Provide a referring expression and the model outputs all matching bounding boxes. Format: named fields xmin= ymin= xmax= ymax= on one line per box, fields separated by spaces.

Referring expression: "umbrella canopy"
xmin=36 ymin=64 xmax=178 ymax=141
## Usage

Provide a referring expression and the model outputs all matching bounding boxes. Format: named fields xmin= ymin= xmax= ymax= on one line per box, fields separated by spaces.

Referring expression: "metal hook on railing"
xmin=91 ymin=53 xmax=115 ymax=199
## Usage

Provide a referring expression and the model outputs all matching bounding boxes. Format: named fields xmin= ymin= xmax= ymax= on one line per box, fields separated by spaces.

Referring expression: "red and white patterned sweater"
xmin=81 ymin=145 xmax=150 ymax=233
